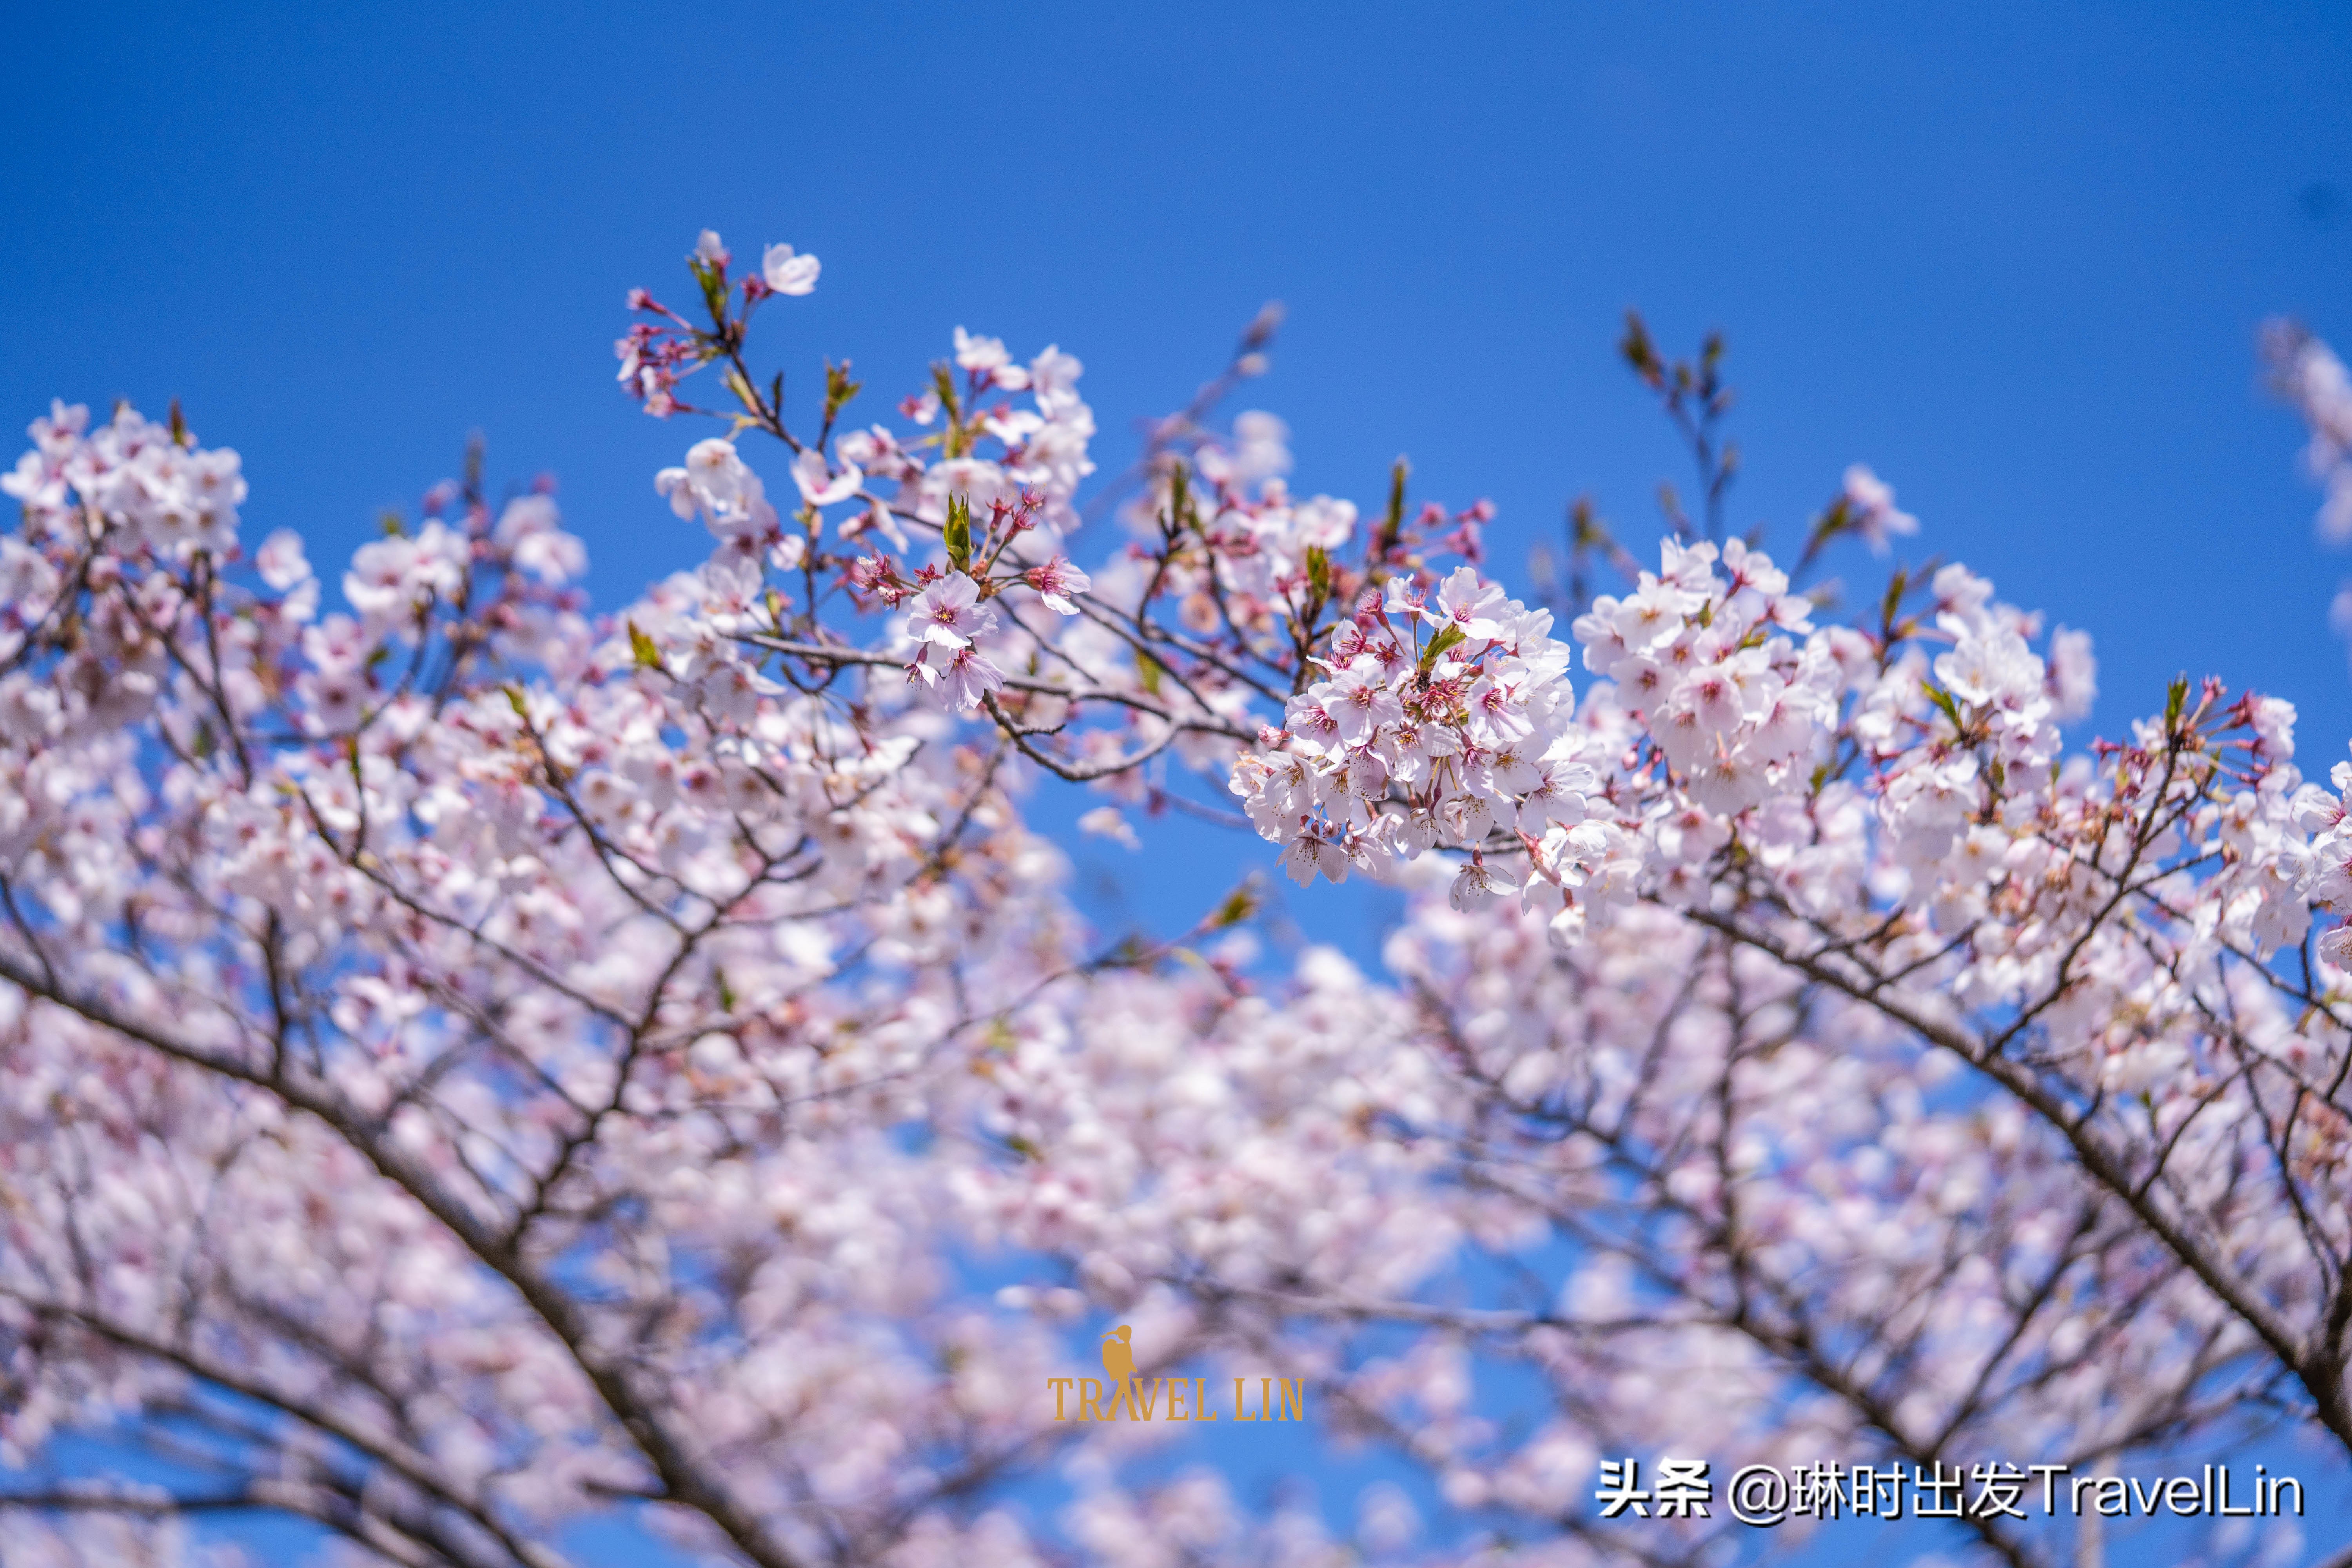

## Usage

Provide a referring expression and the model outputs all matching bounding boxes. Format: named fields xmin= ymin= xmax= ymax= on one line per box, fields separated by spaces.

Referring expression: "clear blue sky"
xmin=6 ymin=2 xmax=2352 ymax=1561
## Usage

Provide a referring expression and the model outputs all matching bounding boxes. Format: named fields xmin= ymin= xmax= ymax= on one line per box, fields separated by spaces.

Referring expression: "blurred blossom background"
xmin=4 ymin=2 xmax=2352 ymax=1562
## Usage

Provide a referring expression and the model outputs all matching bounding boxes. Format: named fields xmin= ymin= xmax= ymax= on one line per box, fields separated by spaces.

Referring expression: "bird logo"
xmin=1100 ymin=1324 xmax=1135 ymax=1383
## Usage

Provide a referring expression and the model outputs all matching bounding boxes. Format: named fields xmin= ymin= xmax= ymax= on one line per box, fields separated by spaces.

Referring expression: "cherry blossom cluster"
xmin=606 ymin=233 xmax=1546 ymax=893
xmin=2 ymin=240 xmax=2350 ymax=1568
xmin=1227 ymin=565 xmax=1589 ymax=892
xmin=0 ymin=385 xmax=1106 ymax=1568
xmin=615 ymin=232 xmax=1114 ymax=739
xmin=2265 ymin=316 xmax=2352 ymax=543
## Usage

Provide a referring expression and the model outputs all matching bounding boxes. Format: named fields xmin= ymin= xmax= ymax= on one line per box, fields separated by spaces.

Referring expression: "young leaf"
xmin=1210 ymin=878 xmax=1261 ymax=929
xmin=1418 ymin=621 xmax=1467 ymax=673
xmin=945 ymin=494 xmax=974 ymax=572
xmin=932 ymin=363 xmax=965 ymax=455
xmin=825 ymin=359 xmax=862 ymax=421
xmin=1921 ymin=680 xmax=1964 ymax=731
xmin=1880 ymin=566 xmax=1909 ymax=634
xmin=1167 ymin=462 xmax=1192 ymax=536
xmin=692 ymin=258 xmax=729 ymax=323
xmin=1375 ymin=457 xmax=1410 ymax=558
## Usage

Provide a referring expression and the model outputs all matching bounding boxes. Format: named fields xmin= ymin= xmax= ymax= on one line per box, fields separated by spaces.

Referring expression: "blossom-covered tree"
xmin=2 ymin=230 xmax=2348 ymax=1568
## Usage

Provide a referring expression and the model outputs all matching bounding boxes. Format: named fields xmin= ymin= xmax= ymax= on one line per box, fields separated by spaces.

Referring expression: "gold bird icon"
xmin=1100 ymin=1324 xmax=1135 ymax=1383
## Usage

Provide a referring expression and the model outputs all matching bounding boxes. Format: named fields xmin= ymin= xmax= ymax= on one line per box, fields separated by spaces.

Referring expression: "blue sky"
xmin=6 ymin=2 xmax=2352 ymax=1561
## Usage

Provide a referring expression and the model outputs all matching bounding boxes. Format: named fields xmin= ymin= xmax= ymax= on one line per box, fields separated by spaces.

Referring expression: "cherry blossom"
xmin=1840 ymin=462 xmax=1920 ymax=553
xmin=904 ymin=572 xmax=996 ymax=650
xmin=760 ymin=242 xmax=820 ymax=298
xmin=790 ymin=447 xmax=861 ymax=508
xmin=2267 ymin=317 xmax=2352 ymax=543
xmin=4 ymin=247 xmax=2352 ymax=1568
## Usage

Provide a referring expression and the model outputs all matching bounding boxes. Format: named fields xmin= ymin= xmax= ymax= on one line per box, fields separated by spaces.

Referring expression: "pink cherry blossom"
xmin=1841 ymin=462 xmax=1920 ymax=552
xmin=904 ymin=573 xmax=996 ymax=650
xmin=1022 ymin=555 xmax=1090 ymax=615
xmin=760 ymin=241 xmax=820 ymax=296
xmin=7 ymin=241 xmax=2352 ymax=1568
xmin=790 ymin=446 xmax=862 ymax=507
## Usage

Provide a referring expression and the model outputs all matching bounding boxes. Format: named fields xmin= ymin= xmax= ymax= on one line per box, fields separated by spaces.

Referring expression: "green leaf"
xmin=931 ymin=363 xmax=965 ymax=454
xmin=1418 ymin=621 xmax=1467 ymax=673
xmin=1880 ymin=567 xmax=1908 ymax=633
xmin=1167 ymin=462 xmax=1192 ymax=535
xmin=691 ymin=257 xmax=728 ymax=323
xmin=1570 ymin=495 xmax=1604 ymax=548
xmin=1619 ymin=310 xmax=1662 ymax=385
xmin=504 ymin=684 xmax=532 ymax=720
xmin=627 ymin=621 xmax=663 ymax=671
xmin=1210 ymin=879 xmax=1260 ymax=929
xmin=1809 ymin=497 xmax=1853 ymax=549
xmin=1305 ymin=544 xmax=1332 ymax=601
xmin=825 ymin=359 xmax=862 ymax=420
xmin=1375 ymin=457 xmax=1409 ymax=557
xmin=1921 ymin=680 xmax=1964 ymax=731
xmin=944 ymin=494 xmax=974 ymax=572
xmin=1136 ymin=648 xmax=1165 ymax=697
